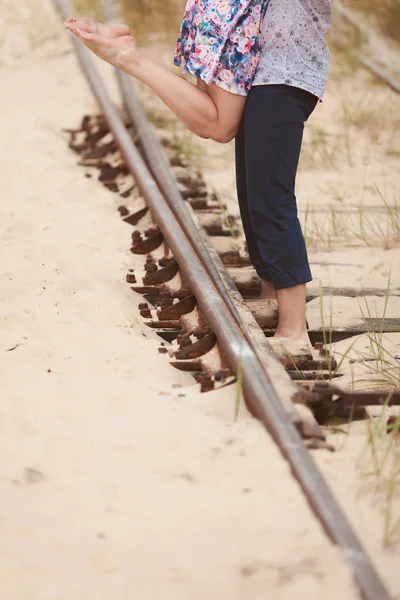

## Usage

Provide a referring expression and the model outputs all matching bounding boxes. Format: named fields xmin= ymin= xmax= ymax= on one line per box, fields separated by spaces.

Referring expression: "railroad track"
xmin=53 ymin=0 xmax=399 ymax=598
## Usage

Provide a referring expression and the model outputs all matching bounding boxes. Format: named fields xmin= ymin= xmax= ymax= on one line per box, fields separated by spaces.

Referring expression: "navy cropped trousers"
xmin=235 ymin=84 xmax=318 ymax=290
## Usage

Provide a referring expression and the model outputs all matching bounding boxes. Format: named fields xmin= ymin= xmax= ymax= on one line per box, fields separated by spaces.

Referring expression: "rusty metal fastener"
xmin=158 ymin=347 xmax=168 ymax=354
xmin=123 ymin=206 xmax=148 ymax=226
xmin=143 ymin=260 xmax=178 ymax=285
xmin=200 ymin=375 xmax=215 ymax=393
xmin=131 ymin=230 xmax=164 ymax=254
xmin=159 ymin=255 xmax=174 ymax=267
xmin=145 ymin=226 xmax=159 ymax=237
xmin=215 ymin=369 xmax=231 ymax=383
xmin=159 ymin=292 xmax=174 ymax=308
xmin=194 ymin=326 xmax=211 ymax=339
xmin=145 ymin=263 xmax=158 ymax=273
xmin=118 ymin=205 xmax=129 ymax=217
xmin=126 ymin=273 xmax=136 ymax=284
xmin=179 ymin=334 xmax=192 ymax=348
xmin=161 ymin=298 xmax=174 ymax=308
xmin=138 ymin=302 xmax=148 ymax=310
xmin=140 ymin=309 xmax=152 ymax=319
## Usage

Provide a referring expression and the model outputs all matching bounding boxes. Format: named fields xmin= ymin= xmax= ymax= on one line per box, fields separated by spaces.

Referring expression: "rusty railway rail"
xmin=53 ymin=1 xmax=395 ymax=598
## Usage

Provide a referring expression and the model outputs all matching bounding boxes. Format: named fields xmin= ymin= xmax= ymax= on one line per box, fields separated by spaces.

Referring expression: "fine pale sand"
xmin=0 ymin=1 xmax=398 ymax=599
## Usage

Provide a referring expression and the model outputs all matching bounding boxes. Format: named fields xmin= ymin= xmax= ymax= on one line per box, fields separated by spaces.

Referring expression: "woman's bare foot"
xmin=268 ymin=336 xmax=313 ymax=367
xmin=64 ymin=18 xmax=140 ymax=71
xmin=274 ymin=328 xmax=312 ymax=346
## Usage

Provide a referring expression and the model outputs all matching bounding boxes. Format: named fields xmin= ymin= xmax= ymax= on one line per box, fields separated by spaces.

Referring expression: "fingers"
xmin=69 ymin=26 xmax=112 ymax=47
xmin=65 ymin=17 xmax=97 ymax=34
xmin=109 ymin=24 xmax=131 ymax=38
xmin=64 ymin=17 xmax=130 ymax=38
xmin=72 ymin=21 xmax=99 ymax=35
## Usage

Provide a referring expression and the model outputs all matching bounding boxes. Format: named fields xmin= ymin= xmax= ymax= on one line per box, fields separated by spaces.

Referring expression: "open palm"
xmin=65 ymin=17 xmax=140 ymax=69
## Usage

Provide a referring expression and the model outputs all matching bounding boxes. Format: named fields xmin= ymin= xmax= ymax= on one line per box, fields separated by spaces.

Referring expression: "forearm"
xmin=120 ymin=54 xmax=218 ymax=138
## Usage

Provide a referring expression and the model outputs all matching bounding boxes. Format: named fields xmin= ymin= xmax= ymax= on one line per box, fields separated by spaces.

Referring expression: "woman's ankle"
xmin=260 ymin=279 xmax=277 ymax=300
xmin=275 ymin=325 xmax=309 ymax=339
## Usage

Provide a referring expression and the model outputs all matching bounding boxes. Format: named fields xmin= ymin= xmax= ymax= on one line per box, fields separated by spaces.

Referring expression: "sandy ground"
xmin=0 ymin=1 xmax=398 ymax=599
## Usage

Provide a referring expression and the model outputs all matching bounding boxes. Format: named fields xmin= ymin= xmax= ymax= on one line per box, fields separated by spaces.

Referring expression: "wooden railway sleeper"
xmin=296 ymin=380 xmax=400 ymax=424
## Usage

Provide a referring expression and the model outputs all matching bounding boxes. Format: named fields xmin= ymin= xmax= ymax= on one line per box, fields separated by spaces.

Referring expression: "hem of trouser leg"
xmin=256 ymin=265 xmax=313 ymax=290
xmin=254 ymin=267 xmax=271 ymax=281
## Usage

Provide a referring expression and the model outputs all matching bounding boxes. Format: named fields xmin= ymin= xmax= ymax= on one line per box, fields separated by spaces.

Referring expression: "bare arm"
xmin=122 ymin=54 xmax=246 ymax=142
xmin=65 ymin=19 xmax=246 ymax=143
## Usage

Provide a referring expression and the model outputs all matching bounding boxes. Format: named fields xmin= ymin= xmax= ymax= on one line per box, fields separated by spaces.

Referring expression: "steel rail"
xmin=54 ymin=2 xmax=390 ymax=598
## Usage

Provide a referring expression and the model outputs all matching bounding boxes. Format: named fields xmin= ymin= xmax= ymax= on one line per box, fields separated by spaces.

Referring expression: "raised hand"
xmin=64 ymin=17 xmax=140 ymax=70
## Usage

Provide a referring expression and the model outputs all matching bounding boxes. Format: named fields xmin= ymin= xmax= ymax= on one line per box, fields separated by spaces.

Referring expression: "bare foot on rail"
xmin=268 ymin=335 xmax=313 ymax=368
xmin=64 ymin=18 xmax=140 ymax=71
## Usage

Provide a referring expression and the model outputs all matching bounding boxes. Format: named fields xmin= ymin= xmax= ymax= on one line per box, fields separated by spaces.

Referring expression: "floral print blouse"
xmin=174 ymin=0 xmax=270 ymax=96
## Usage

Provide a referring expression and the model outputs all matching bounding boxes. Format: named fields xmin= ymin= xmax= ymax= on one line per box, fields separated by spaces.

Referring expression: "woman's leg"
xmin=240 ymin=85 xmax=318 ymax=341
xmin=236 ymin=120 xmax=277 ymax=300
xmin=65 ymin=19 xmax=246 ymax=143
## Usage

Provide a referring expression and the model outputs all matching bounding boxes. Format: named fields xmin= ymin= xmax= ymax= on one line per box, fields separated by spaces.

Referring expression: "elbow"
xmin=210 ymin=128 xmax=238 ymax=144
xmin=193 ymin=123 xmax=239 ymax=144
